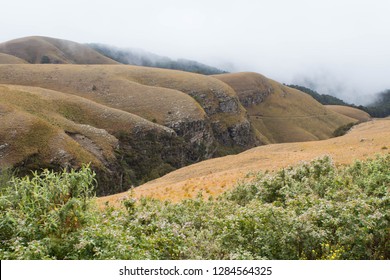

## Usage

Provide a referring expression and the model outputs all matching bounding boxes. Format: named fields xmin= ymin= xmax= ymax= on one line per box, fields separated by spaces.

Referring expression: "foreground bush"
xmin=0 ymin=155 xmax=389 ymax=259
xmin=0 ymin=165 xmax=96 ymax=259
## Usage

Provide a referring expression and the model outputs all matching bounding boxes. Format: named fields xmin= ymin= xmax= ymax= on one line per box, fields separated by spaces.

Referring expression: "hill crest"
xmin=0 ymin=36 xmax=119 ymax=64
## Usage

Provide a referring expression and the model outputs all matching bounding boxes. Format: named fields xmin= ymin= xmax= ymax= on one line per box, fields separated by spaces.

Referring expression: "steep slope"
xmin=214 ymin=72 xmax=356 ymax=143
xmin=101 ymin=119 xmax=390 ymax=204
xmin=0 ymin=84 xmax=191 ymax=195
xmin=0 ymin=65 xmax=261 ymax=195
xmin=0 ymin=64 xmax=258 ymax=154
xmin=0 ymin=53 xmax=28 ymax=64
xmin=0 ymin=36 xmax=119 ymax=64
xmin=325 ymin=105 xmax=371 ymax=122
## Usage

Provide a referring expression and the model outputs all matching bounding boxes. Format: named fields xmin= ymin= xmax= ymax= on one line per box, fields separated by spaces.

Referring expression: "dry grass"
xmin=100 ymin=119 xmax=390 ymax=206
xmin=326 ymin=105 xmax=371 ymax=122
xmin=214 ymin=72 xmax=355 ymax=143
xmin=0 ymin=84 xmax=172 ymax=169
xmin=0 ymin=53 xmax=27 ymax=64
xmin=0 ymin=64 xmax=210 ymax=126
xmin=0 ymin=102 xmax=100 ymax=169
xmin=0 ymin=36 xmax=119 ymax=64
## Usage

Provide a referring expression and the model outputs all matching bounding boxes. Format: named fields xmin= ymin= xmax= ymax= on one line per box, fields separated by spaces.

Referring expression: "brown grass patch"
xmin=214 ymin=72 xmax=355 ymax=143
xmin=0 ymin=53 xmax=28 ymax=64
xmin=326 ymin=105 xmax=371 ymax=122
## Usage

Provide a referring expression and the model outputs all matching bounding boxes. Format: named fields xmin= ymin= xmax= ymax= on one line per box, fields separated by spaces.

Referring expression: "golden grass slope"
xmin=100 ymin=119 xmax=390 ymax=205
xmin=0 ymin=36 xmax=119 ymax=64
xmin=0 ymin=84 xmax=171 ymax=168
xmin=0 ymin=64 xmax=206 ymax=123
xmin=0 ymin=64 xmax=259 ymax=194
xmin=0 ymin=53 xmax=28 ymax=64
xmin=214 ymin=72 xmax=356 ymax=143
xmin=0 ymin=64 xmax=256 ymax=152
xmin=326 ymin=105 xmax=371 ymax=122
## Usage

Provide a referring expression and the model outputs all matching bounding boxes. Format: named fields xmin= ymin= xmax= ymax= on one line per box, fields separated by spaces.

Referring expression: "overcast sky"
xmin=1 ymin=0 xmax=390 ymax=104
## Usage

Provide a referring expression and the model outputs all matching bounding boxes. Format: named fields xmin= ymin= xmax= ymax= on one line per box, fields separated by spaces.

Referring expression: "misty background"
xmin=1 ymin=0 xmax=390 ymax=105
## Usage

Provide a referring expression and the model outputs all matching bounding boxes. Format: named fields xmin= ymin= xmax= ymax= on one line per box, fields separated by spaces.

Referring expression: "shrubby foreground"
xmin=0 ymin=155 xmax=389 ymax=260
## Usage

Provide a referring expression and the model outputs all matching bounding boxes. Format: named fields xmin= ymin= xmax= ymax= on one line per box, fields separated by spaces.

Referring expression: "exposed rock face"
xmin=228 ymin=119 xmax=256 ymax=147
xmin=211 ymin=119 xmax=259 ymax=153
xmin=167 ymin=119 xmax=215 ymax=159
xmin=158 ymin=78 xmax=259 ymax=152
xmin=238 ymin=87 xmax=272 ymax=107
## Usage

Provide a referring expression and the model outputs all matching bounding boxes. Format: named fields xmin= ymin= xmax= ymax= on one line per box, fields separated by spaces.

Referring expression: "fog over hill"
xmin=87 ymin=43 xmax=227 ymax=75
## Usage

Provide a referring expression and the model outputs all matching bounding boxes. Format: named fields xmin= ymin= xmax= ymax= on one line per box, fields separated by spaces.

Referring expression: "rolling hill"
xmin=0 ymin=53 xmax=28 ymax=64
xmin=0 ymin=36 xmax=226 ymax=74
xmin=213 ymin=72 xmax=356 ymax=143
xmin=0 ymin=84 xmax=184 ymax=195
xmin=0 ymin=36 xmax=119 ymax=64
xmin=0 ymin=64 xmax=258 ymax=194
xmin=325 ymin=105 xmax=371 ymax=122
xmin=0 ymin=36 xmax=363 ymax=196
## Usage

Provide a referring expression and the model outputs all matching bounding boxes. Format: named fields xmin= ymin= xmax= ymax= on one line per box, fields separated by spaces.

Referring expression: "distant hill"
xmin=88 ymin=43 xmax=227 ymax=75
xmin=325 ymin=105 xmax=371 ymax=122
xmin=366 ymin=89 xmax=390 ymax=118
xmin=214 ymin=72 xmax=355 ymax=143
xmin=288 ymin=84 xmax=390 ymax=118
xmin=0 ymin=36 xmax=119 ymax=64
xmin=287 ymin=84 xmax=352 ymax=106
xmin=0 ymin=36 xmax=227 ymax=74
xmin=0 ymin=53 xmax=28 ymax=64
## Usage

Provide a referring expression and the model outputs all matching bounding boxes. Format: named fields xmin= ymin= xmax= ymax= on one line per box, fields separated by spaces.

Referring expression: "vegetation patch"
xmin=333 ymin=122 xmax=356 ymax=137
xmin=1 ymin=155 xmax=388 ymax=260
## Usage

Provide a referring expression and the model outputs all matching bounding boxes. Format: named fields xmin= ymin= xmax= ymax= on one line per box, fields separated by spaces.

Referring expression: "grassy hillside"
xmin=0 ymin=64 xmax=261 ymax=194
xmin=326 ymin=105 xmax=371 ymax=122
xmin=214 ymin=72 xmax=355 ymax=143
xmin=0 ymin=64 xmax=258 ymax=152
xmin=101 ymin=119 xmax=390 ymax=204
xmin=0 ymin=36 xmax=119 ymax=64
xmin=0 ymin=53 xmax=28 ymax=64
xmin=0 ymin=84 xmax=195 ymax=194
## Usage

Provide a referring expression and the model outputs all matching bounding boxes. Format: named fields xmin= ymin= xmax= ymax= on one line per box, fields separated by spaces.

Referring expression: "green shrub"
xmin=333 ymin=122 xmax=356 ymax=137
xmin=0 ymin=165 xmax=96 ymax=259
xmin=1 ymin=155 xmax=389 ymax=260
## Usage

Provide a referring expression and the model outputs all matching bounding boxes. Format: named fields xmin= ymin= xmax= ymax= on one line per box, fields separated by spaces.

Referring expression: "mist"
xmin=1 ymin=0 xmax=390 ymax=105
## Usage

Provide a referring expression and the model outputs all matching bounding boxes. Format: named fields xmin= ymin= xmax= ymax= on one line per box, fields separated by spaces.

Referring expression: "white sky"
xmin=1 ymin=0 xmax=390 ymax=104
